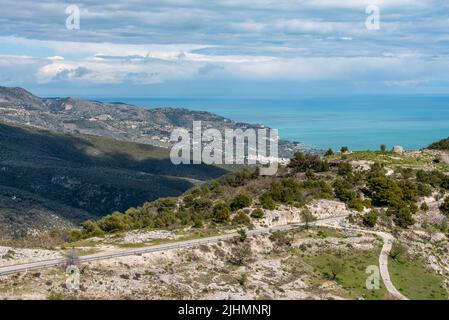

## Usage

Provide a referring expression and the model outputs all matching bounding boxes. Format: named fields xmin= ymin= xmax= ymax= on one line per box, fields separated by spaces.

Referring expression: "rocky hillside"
xmin=0 ymin=86 xmax=302 ymax=155
xmin=0 ymin=122 xmax=227 ymax=238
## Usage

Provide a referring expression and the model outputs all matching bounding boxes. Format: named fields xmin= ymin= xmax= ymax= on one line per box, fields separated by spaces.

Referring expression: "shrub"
xmin=333 ymin=179 xmax=356 ymax=203
xmin=420 ymin=202 xmax=429 ymax=212
xmin=232 ymin=211 xmax=251 ymax=225
xmin=328 ymin=258 xmax=345 ymax=280
xmin=340 ymin=146 xmax=349 ymax=153
xmin=212 ymin=202 xmax=231 ymax=223
xmin=80 ymin=220 xmax=104 ymax=237
xmin=367 ymin=175 xmax=404 ymax=207
xmin=237 ymin=229 xmax=247 ymax=242
xmin=389 ymin=242 xmax=407 ymax=261
xmin=337 ymin=162 xmax=353 ymax=176
xmin=269 ymin=231 xmax=292 ymax=247
xmin=288 ymin=152 xmax=329 ymax=172
xmin=230 ymin=193 xmax=252 ymax=211
xmin=260 ymin=193 xmax=276 ymax=210
xmin=428 ymin=137 xmax=449 ymax=150
xmin=440 ymin=197 xmax=449 ymax=216
xmin=389 ymin=206 xmax=415 ymax=228
xmin=363 ymin=210 xmax=378 ymax=227
xmin=251 ymin=208 xmax=265 ymax=219
xmin=324 ymin=148 xmax=334 ymax=157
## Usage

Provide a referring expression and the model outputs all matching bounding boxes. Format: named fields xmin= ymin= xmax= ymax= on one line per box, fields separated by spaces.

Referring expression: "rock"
xmin=392 ymin=146 xmax=404 ymax=154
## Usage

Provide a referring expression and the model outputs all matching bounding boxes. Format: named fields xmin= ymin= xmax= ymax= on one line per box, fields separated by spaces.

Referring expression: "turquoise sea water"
xmin=95 ymin=95 xmax=449 ymax=151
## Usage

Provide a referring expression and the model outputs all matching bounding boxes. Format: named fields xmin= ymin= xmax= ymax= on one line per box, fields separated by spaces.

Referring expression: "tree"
xmin=340 ymin=146 xmax=349 ymax=154
xmin=328 ymin=258 xmax=345 ymax=280
xmin=301 ymin=209 xmax=316 ymax=228
xmin=230 ymin=193 xmax=252 ymax=211
xmin=440 ymin=197 xmax=449 ymax=216
xmin=212 ymin=202 xmax=231 ymax=223
xmin=363 ymin=210 xmax=378 ymax=227
xmin=380 ymin=144 xmax=386 ymax=152
xmin=288 ymin=152 xmax=329 ymax=173
xmin=324 ymin=148 xmax=334 ymax=157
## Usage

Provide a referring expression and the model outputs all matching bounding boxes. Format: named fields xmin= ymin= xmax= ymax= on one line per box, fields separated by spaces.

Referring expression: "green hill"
xmin=0 ymin=122 xmax=228 ymax=237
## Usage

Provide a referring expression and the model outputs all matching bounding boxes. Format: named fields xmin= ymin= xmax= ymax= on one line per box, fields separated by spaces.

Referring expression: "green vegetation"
xmin=250 ymin=208 xmax=265 ymax=219
xmin=302 ymin=247 xmax=387 ymax=300
xmin=288 ymin=152 xmax=329 ymax=173
xmin=440 ymin=197 xmax=449 ymax=216
xmin=0 ymin=122 xmax=227 ymax=237
xmin=363 ymin=210 xmax=378 ymax=227
xmin=230 ymin=193 xmax=252 ymax=211
xmin=212 ymin=202 xmax=232 ymax=223
xmin=389 ymin=255 xmax=447 ymax=300
xmin=428 ymin=137 xmax=449 ymax=150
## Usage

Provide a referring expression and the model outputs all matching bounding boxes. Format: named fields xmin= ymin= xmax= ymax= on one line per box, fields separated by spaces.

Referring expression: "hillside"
xmin=0 ymin=122 xmax=227 ymax=237
xmin=1 ymin=148 xmax=448 ymax=300
xmin=0 ymin=86 xmax=302 ymax=156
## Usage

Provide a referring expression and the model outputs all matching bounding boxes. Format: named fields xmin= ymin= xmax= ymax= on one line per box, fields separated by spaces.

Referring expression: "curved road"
xmin=315 ymin=220 xmax=408 ymax=300
xmin=0 ymin=215 xmax=407 ymax=299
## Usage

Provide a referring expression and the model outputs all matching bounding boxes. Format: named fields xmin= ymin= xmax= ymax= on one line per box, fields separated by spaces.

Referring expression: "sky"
xmin=1 ymin=0 xmax=449 ymax=98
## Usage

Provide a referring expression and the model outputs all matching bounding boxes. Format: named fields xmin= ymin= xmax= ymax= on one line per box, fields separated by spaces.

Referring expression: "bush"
xmin=324 ymin=149 xmax=334 ymax=157
xmin=389 ymin=242 xmax=407 ymax=261
xmin=367 ymin=175 xmax=404 ymax=207
xmin=260 ymin=193 xmax=276 ymax=210
xmin=232 ymin=211 xmax=251 ymax=225
xmin=237 ymin=229 xmax=247 ymax=242
xmin=212 ymin=202 xmax=231 ymax=223
xmin=363 ymin=210 xmax=378 ymax=227
xmin=230 ymin=193 xmax=252 ymax=211
xmin=81 ymin=220 xmax=104 ymax=237
xmin=251 ymin=208 xmax=265 ymax=219
xmin=337 ymin=162 xmax=353 ymax=176
xmin=288 ymin=152 xmax=329 ymax=172
xmin=420 ymin=202 xmax=430 ymax=212
xmin=340 ymin=146 xmax=349 ymax=153
xmin=428 ymin=137 xmax=449 ymax=150
xmin=389 ymin=206 xmax=415 ymax=228
xmin=440 ymin=197 xmax=449 ymax=216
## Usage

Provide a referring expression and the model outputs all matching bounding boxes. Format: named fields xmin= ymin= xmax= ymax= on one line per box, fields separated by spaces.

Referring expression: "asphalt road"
xmin=0 ymin=214 xmax=407 ymax=300
xmin=0 ymin=216 xmax=343 ymax=276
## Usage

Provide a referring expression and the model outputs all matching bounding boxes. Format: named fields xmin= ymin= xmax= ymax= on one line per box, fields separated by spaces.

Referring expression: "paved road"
xmin=0 ymin=215 xmax=407 ymax=300
xmin=0 ymin=216 xmax=344 ymax=276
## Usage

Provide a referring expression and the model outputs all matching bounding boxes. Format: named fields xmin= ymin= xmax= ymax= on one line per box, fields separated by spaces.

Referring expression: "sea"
xmin=94 ymin=95 xmax=449 ymax=151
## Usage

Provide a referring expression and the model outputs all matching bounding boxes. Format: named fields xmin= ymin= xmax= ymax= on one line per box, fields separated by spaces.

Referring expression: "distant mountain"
xmin=0 ymin=121 xmax=227 ymax=238
xmin=0 ymin=86 xmax=303 ymax=156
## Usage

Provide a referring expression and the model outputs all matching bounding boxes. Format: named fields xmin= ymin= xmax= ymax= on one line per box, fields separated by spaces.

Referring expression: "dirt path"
xmin=316 ymin=219 xmax=408 ymax=300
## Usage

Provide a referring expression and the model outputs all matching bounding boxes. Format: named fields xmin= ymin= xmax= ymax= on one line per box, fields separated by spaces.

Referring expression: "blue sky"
xmin=1 ymin=0 xmax=449 ymax=98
